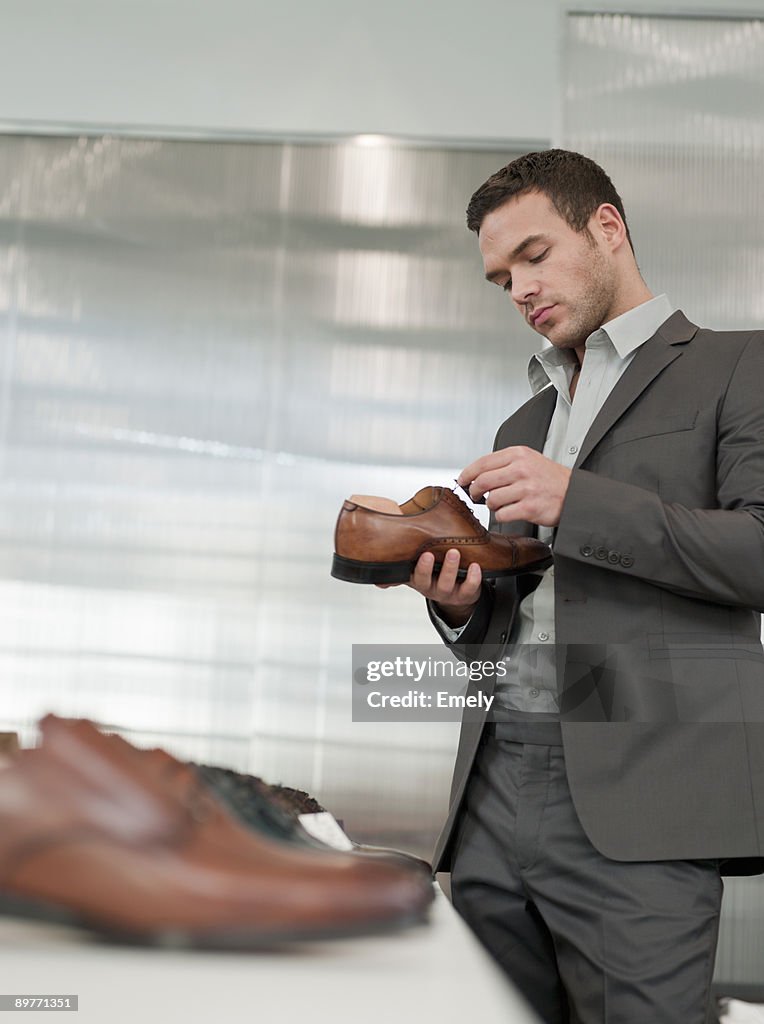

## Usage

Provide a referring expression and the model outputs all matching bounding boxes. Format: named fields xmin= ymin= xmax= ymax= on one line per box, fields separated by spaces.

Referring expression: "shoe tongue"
xmin=408 ymin=486 xmax=440 ymax=510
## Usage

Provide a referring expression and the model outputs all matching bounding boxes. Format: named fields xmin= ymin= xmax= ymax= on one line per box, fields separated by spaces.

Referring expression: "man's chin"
xmin=534 ymin=314 xmax=568 ymax=346
xmin=540 ymin=325 xmax=574 ymax=349
xmin=541 ymin=319 xmax=588 ymax=351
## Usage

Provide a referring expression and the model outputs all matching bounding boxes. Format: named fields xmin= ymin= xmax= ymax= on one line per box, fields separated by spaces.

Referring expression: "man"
xmin=398 ymin=150 xmax=764 ymax=1022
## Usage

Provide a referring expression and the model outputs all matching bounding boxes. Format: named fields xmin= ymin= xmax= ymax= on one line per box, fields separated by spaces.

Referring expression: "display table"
xmin=0 ymin=887 xmax=539 ymax=1023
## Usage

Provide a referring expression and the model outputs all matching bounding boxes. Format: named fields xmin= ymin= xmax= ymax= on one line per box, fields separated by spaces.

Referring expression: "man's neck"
xmin=573 ymin=284 xmax=655 ymax=365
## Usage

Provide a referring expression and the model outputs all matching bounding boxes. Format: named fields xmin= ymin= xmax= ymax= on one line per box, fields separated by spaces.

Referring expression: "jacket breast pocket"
xmin=596 ymin=409 xmax=698 ymax=452
xmin=589 ymin=409 xmax=700 ymax=495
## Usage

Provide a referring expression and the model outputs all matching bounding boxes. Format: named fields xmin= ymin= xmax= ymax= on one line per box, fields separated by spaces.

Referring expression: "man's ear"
xmin=593 ymin=203 xmax=627 ymax=251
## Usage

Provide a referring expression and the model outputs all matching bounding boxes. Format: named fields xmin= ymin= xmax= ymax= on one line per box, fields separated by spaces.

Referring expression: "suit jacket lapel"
xmin=575 ymin=310 xmax=699 ymax=468
xmin=493 ymin=384 xmax=557 ymax=538
xmin=511 ymin=384 xmax=558 ymax=452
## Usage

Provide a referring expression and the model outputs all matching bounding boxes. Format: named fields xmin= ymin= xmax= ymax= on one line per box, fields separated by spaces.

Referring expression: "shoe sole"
xmin=0 ymin=888 xmax=431 ymax=949
xmin=331 ymin=552 xmax=553 ymax=584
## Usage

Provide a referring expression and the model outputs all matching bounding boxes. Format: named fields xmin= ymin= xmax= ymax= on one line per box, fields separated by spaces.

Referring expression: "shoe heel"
xmin=331 ymin=554 xmax=413 ymax=584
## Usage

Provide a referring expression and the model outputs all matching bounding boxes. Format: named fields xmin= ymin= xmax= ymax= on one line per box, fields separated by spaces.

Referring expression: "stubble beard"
xmin=546 ymin=244 xmax=618 ymax=351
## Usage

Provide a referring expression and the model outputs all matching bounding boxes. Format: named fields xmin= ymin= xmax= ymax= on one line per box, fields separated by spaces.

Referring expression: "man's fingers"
xmin=484 ymin=482 xmax=525 ymax=512
xmin=411 ymin=551 xmax=436 ymax=590
xmin=458 ymin=446 xmax=525 ymax=482
xmin=459 ymin=560 xmax=483 ymax=599
xmin=432 ymin=549 xmax=461 ymax=598
xmin=459 ymin=451 xmax=502 ymax=486
xmin=406 ymin=549 xmax=482 ymax=604
xmin=493 ymin=502 xmax=526 ymax=523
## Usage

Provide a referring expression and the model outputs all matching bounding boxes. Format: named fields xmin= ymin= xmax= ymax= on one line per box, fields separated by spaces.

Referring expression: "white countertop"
xmin=0 ymin=886 xmax=539 ymax=1024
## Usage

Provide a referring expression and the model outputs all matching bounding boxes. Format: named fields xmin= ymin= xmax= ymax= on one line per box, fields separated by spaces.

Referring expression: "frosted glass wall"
xmin=564 ymin=11 xmax=764 ymax=987
xmin=0 ymin=134 xmax=538 ymax=855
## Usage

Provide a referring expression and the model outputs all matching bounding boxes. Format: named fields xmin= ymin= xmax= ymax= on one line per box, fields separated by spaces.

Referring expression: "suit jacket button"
xmin=580 ymin=545 xmax=593 ymax=557
xmin=620 ymin=555 xmax=634 ymax=568
xmin=607 ymin=550 xmax=620 ymax=564
xmin=595 ymin=546 xmax=608 ymax=560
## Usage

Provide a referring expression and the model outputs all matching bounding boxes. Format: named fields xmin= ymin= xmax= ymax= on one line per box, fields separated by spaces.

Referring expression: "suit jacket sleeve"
xmin=554 ymin=332 xmax=764 ymax=610
xmin=427 ymin=583 xmax=495 ymax=658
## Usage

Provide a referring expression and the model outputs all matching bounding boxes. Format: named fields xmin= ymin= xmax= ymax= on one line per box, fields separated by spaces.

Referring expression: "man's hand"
xmin=459 ymin=446 xmax=572 ymax=527
xmin=376 ymin=549 xmax=482 ymax=628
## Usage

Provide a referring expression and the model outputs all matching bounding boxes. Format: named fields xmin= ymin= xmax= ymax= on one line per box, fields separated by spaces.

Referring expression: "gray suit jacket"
xmin=432 ymin=311 xmax=764 ymax=876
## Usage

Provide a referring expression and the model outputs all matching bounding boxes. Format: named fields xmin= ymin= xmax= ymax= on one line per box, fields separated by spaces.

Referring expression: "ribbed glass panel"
xmin=0 ymin=133 xmax=537 ymax=856
xmin=564 ymin=13 xmax=764 ymax=330
xmin=564 ymin=12 xmax=764 ymax=987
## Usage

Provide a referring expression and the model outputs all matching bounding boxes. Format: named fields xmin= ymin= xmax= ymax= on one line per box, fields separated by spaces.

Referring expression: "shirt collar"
xmin=528 ymin=294 xmax=674 ymax=395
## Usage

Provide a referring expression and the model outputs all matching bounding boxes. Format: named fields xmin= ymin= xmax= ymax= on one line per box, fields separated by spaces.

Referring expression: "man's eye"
xmin=530 ymin=248 xmax=549 ymax=264
xmin=502 ymin=277 xmax=512 ymax=292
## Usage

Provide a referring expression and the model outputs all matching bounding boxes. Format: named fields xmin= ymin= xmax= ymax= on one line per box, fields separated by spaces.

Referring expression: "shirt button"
xmin=529 ymin=688 xmax=540 ymax=698
xmin=568 ymin=444 xmax=579 ymax=455
xmin=537 ymin=631 xmax=550 ymax=641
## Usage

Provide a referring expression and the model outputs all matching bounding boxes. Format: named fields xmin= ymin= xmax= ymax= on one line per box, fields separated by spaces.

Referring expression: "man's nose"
xmin=511 ymin=273 xmax=539 ymax=306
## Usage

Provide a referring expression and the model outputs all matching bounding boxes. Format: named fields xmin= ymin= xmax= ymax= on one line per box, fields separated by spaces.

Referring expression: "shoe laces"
xmin=448 ymin=484 xmax=488 ymax=533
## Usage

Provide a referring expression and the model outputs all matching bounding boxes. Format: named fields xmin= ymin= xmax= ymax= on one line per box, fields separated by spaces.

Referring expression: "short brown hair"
xmin=466 ymin=149 xmax=633 ymax=251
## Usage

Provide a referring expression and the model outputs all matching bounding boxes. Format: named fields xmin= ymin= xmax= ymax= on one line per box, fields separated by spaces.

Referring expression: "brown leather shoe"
xmin=331 ymin=485 xmax=552 ymax=584
xmin=191 ymin=761 xmax=433 ymax=876
xmin=0 ymin=716 xmax=431 ymax=947
xmin=52 ymin=724 xmax=435 ymax=884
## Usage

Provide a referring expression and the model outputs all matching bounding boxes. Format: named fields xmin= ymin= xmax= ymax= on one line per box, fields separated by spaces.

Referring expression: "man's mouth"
xmin=530 ymin=305 xmax=555 ymax=327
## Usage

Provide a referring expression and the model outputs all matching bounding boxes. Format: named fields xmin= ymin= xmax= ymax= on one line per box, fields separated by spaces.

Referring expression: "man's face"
xmin=478 ymin=189 xmax=618 ymax=350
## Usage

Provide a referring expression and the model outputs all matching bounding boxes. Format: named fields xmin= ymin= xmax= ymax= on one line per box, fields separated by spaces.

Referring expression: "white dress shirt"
xmin=437 ymin=294 xmax=675 ymax=717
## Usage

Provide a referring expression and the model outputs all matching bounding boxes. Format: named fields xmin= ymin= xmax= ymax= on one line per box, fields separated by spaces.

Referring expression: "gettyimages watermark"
xmin=351 ymin=641 xmax=764 ymax=723
xmin=352 ymin=644 xmax=506 ymax=722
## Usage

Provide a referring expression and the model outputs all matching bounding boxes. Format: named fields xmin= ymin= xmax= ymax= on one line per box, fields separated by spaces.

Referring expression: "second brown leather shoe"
xmin=0 ymin=717 xmax=432 ymax=948
xmin=331 ymin=485 xmax=552 ymax=584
